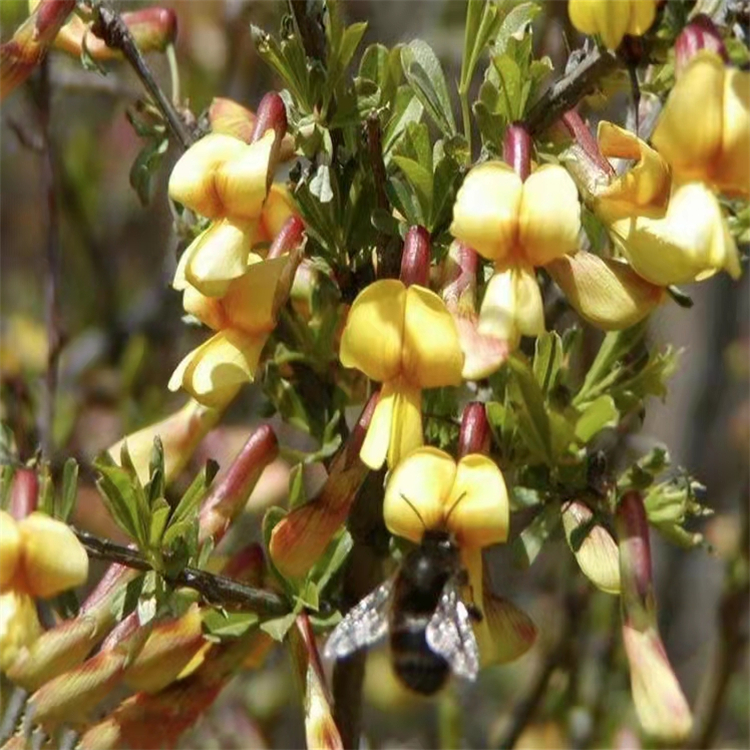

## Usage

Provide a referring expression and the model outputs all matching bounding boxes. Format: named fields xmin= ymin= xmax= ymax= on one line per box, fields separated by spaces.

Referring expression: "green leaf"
xmin=288 ymin=463 xmax=307 ymax=509
xmin=359 ymin=43 xmax=401 ymax=109
xmin=617 ymin=446 xmax=670 ymax=492
xmin=260 ymin=602 xmax=302 ymax=642
xmin=111 ymin=575 xmax=145 ymax=622
xmin=308 ymin=529 xmax=353 ymax=595
xmin=95 ymin=460 xmax=146 ymax=545
xmin=461 ymin=0 xmax=501 ymax=93
xmin=392 ymin=156 xmax=433 ymax=222
xmin=575 ymin=395 xmax=619 ymax=444
xmin=533 ymin=332 xmax=563 ymax=397
xmin=149 ymin=498 xmax=171 ymax=548
xmin=512 ymin=504 xmax=560 ymax=568
xmin=203 ymin=609 xmax=259 ymax=639
xmin=401 ymin=40 xmax=456 ymax=135
xmin=38 ymin=463 xmax=54 ymax=516
xmin=137 ymin=570 xmax=159 ymax=626
xmin=0 ymin=464 xmax=15 ymax=511
xmin=507 ymin=355 xmax=553 ymax=465
xmin=325 ymin=20 xmax=368 ymax=104
xmin=57 ymin=458 xmax=78 ymax=522
xmin=383 ymin=86 xmax=424 ymax=156
xmin=495 ymin=1 xmax=540 ymax=55
xmin=309 ymin=163 xmax=334 ymax=203
xmin=130 ymin=137 xmax=168 ymax=207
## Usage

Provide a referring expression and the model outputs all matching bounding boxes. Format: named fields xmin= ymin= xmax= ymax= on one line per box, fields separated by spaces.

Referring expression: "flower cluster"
xmin=167 ymin=93 xmax=304 ymax=408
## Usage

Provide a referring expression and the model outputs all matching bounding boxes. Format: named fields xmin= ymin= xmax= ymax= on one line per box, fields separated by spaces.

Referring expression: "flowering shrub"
xmin=0 ymin=1 xmax=748 ymax=748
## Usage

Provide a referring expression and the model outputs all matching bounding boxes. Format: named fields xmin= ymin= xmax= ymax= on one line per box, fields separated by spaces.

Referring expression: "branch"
xmin=38 ymin=57 xmax=63 ymax=459
xmin=90 ymin=2 xmax=194 ymax=149
xmin=73 ymin=529 xmax=289 ymax=617
xmin=289 ymin=0 xmax=326 ymax=63
xmin=524 ymin=46 xmax=620 ymax=137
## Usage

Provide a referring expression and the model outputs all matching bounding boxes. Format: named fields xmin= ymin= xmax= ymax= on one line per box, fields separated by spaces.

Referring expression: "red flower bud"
xmin=251 ymin=92 xmax=288 ymax=143
xmin=503 ymin=123 xmax=532 ymax=182
xmin=267 ymin=215 xmax=306 ymax=259
xmin=399 ymin=225 xmax=431 ymax=288
xmin=8 ymin=468 xmax=38 ymax=519
xmin=675 ymin=15 xmax=727 ymax=77
xmin=458 ymin=402 xmax=491 ymax=457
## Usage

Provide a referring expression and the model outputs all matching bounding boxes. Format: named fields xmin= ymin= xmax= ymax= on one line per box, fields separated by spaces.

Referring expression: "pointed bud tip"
xmin=458 ymin=402 xmax=491 ymax=457
xmin=251 ymin=92 xmax=287 ymax=143
xmin=675 ymin=15 xmax=727 ymax=76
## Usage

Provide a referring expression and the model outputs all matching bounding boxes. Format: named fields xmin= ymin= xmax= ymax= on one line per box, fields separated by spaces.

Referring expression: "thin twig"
xmin=38 ymin=58 xmax=63 ymax=460
xmin=524 ymin=46 xmax=619 ymax=137
xmin=0 ymin=686 xmax=29 ymax=746
xmin=91 ymin=2 xmax=194 ymax=149
xmin=73 ymin=529 xmax=289 ymax=617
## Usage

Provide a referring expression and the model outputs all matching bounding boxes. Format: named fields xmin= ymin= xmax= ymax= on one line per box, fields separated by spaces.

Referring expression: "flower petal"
xmin=260 ymin=184 xmax=299 ymax=241
xmin=222 ymin=255 xmax=291 ymax=333
xmin=383 ymin=447 xmax=455 ymax=542
xmin=339 ymin=280 xmax=406 ymax=383
xmin=651 ymin=52 xmax=725 ymax=185
xmin=216 ymin=130 xmax=276 ymax=221
xmin=519 ymin=165 xmax=581 ymax=266
xmin=478 ymin=592 xmax=537 ymax=666
xmin=451 ymin=162 xmax=522 ymax=263
xmin=715 ymin=66 xmax=750 ymax=198
xmin=0 ymin=591 xmax=42 ymax=673
xmin=596 ymin=121 xmax=671 ymax=220
xmin=168 ymin=329 xmax=266 ymax=407
xmin=18 ymin=513 xmax=89 ymax=598
xmin=610 ymin=181 xmax=740 ymax=286
xmin=569 ymin=0 xmax=630 ymax=50
xmin=183 ymin=218 xmax=260 ymax=298
xmin=447 ymin=454 xmax=509 ymax=548
xmin=182 ymin=285 xmax=226 ymax=330
xmin=169 ymin=133 xmax=247 ymax=218
xmin=402 ymin=286 xmax=463 ymax=388
xmin=386 ymin=380 xmax=424 ymax=470
xmin=546 ymin=252 xmax=664 ymax=331
xmin=478 ymin=265 xmax=544 ymax=348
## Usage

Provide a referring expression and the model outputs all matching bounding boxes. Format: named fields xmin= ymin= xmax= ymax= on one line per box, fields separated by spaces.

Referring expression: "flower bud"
xmin=0 ymin=0 xmax=76 ymax=101
xmin=123 ymin=605 xmax=206 ymax=693
xmin=267 ymin=215 xmax=306 ymax=260
xmin=18 ymin=512 xmax=89 ymax=599
xmin=251 ymin=92 xmax=288 ymax=144
xmin=546 ymin=252 xmax=664 ymax=331
xmin=503 ymin=123 xmax=531 ymax=182
xmin=616 ymin=491 xmax=693 ymax=741
xmin=8 ymin=467 xmax=39 ymax=519
xmin=675 ymin=15 xmax=727 ymax=77
xmin=458 ymin=402 xmax=491 ymax=457
xmin=399 ymin=225 xmax=431 ymax=288
xmin=198 ymin=424 xmax=279 ymax=545
xmin=270 ymin=394 xmax=377 ymax=578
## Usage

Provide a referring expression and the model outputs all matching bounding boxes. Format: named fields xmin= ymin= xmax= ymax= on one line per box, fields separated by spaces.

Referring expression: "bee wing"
xmin=323 ymin=579 xmax=394 ymax=660
xmin=425 ymin=579 xmax=480 ymax=681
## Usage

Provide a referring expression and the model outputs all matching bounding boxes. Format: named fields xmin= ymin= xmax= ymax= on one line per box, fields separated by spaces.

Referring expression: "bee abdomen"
xmin=391 ymin=630 xmax=450 ymax=696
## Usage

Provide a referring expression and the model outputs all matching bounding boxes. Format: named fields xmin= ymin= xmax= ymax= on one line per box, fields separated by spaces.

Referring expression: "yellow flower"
xmin=651 ymin=51 xmax=750 ymax=199
xmin=382 ymin=447 xmax=509 ymax=549
xmin=568 ymin=0 xmax=657 ymax=50
xmin=606 ymin=180 xmax=740 ymax=286
xmin=169 ymin=131 xmax=278 ymax=297
xmin=451 ymin=162 xmax=580 ymax=345
xmin=0 ymin=510 xmax=88 ymax=670
xmin=169 ymin=254 xmax=294 ymax=407
xmin=339 ymin=281 xmax=463 ymax=469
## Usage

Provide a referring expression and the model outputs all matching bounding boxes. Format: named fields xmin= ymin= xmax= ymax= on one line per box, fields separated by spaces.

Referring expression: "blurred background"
xmin=1 ymin=1 xmax=747 ymax=747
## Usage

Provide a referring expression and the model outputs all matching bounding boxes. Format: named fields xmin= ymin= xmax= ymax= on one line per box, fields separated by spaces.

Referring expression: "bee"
xmin=324 ymin=497 xmax=481 ymax=696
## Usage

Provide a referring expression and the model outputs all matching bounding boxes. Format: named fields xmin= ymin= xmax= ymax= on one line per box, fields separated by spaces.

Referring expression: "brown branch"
xmin=73 ymin=529 xmax=289 ymax=617
xmin=524 ymin=46 xmax=620 ymax=137
xmin=289 ymin=0 xmax=326 ymax=64
xmin=37 ymin=57 xmax=63 ymax=460
xmin=90 ymin=2 xmax=194 ymax=149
